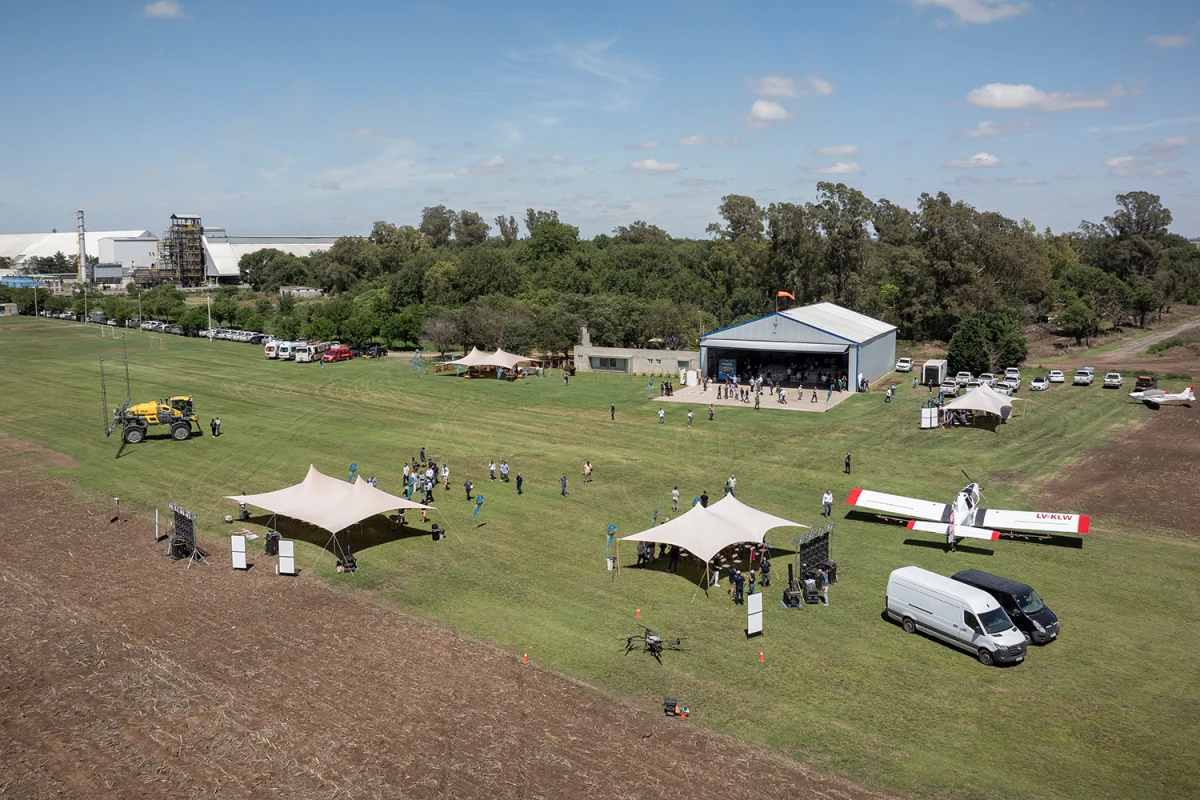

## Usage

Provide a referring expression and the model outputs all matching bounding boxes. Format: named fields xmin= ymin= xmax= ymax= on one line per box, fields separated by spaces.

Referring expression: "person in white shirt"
xmin=822 ymin=490 xmax=833 ymax=517
xmin=441 ymin=464 xmax=450 ymax=490
xmin=671 ymin=486 xmax=680 ymax=511
xmin=728 ymin=475 xmax=737 ymax=496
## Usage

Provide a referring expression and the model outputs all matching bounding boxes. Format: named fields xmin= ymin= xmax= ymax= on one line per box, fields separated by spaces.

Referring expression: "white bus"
xmin=294 ymin=341 xmax=331 ymax=363
xmin=264 ymin=340 xmax=281 ymax=359
xmin=277 ymin=341 xmax=304 ymax=360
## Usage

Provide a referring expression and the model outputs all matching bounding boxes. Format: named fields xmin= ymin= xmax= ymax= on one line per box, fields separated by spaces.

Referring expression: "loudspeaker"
xmin=782 ymin=589 xmax=802 ymax=608
xmin=431 ymin=525 xmax=445 ymax=541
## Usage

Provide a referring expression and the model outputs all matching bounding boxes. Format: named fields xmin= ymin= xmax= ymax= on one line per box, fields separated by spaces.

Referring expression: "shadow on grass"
xmin=246 ymin=512 xmax=440 ymax=557
xmin=879 ymin=611 xmax=1024 ymax=667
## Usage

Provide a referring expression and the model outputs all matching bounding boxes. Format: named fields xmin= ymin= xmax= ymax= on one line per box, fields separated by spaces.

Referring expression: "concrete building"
xmin=98 ymin=235 xmax=159 ymax=276
xmin=573 ymin=327 xmax=700 ymax=375
xmin=0 ymin=230 xmax=156 ymax=273
xmin=699 ymin=302 xmax=896 ymax=391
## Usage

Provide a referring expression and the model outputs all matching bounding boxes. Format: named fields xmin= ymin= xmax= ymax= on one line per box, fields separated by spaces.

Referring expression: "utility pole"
xmin=207 ymin=293 xmax=213 ymax=342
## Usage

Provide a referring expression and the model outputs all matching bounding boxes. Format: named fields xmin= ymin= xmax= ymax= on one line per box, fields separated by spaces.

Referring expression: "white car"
xmin=895 ymin=357 xmax=913 ymax=372
xmin=955 ymin=371 xmax=973 ymax=386
xmin=1048 ymin=370 xmax=1065 ymax=384
xmin=1004 ymin=367 xmax=1021 ymax=382
xmin=1030 ymin=376 xmax=1049 ymax=391
xmin=978 ymin=373 xmax=997 ymax=387
xmin=940 ymin=380 xmax=960 ymax=397
xmin=1103 ymin=372 xmax=1123 ymax=388
xmin=1073 ymin=370 xmax=1094 ymax=386
xmin=993 ymin=382 xmax=1014 ymax=396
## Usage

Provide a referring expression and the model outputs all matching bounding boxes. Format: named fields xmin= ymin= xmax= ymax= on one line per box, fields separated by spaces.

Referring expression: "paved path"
xmin=657 ymin=382 xmax=856 ymax=412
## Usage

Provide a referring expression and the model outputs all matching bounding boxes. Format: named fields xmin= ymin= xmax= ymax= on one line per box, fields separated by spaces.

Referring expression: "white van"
xmin=886 ymin=566 xmax=1027 ymax=666
xmin=264 ymin=341 xmax=280 ymax=359
xmin=277 ymin=341 xmax=300 ymax=360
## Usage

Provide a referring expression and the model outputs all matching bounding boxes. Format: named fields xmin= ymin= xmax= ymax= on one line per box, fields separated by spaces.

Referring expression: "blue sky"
xmin=2 ymin=0 xmax=1197 ymax=238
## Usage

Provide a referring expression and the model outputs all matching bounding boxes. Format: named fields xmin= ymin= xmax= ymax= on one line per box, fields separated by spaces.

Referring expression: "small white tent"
xmin=226 ymin=464 xmax=426 ymax=534
xmin=620 ymin=494 xmax=807 ymax=588
xmin=437 ymin=346 xmax=491 ymax=368
xmin=944 ymin=383 xmax=1018 ymax=418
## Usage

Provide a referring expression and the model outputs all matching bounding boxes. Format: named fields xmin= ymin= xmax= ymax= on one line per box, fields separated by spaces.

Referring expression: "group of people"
xmin=657 ymin=380 xmax=677 ymax=397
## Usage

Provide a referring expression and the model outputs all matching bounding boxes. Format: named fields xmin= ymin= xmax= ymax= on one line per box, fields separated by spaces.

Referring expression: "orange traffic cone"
xmin=636 ymin=607 xmax=641 ymax=619
xmin=759 ymin=650 xmax=765 ymax=663
xmin=522 ymin=652 xmax=528 ymax=664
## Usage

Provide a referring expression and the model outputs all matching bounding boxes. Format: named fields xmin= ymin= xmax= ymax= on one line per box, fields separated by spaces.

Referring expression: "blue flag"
xmin=497 ymin=367 xmax=505 ymax=380
xmin=348 ymin=463 xmax=358 ymax=483
xmin=651 ymin=509 xmax=659 ymax=528
xmin=606 ymin=523 xmax=616 ymax=550
xmin=473 ymin=495 xmax=485 ymax=520
xmin=648 ymin=379 xmax=654 ymax=393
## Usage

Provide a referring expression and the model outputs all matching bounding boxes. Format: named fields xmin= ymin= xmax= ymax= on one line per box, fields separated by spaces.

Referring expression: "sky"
xmin=1 ymin=0 xmax=1198 ymax=239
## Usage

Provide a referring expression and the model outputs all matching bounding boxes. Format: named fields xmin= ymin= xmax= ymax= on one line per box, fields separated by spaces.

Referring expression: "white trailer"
xmin=921 ymin=359 xmax=948 ymax=387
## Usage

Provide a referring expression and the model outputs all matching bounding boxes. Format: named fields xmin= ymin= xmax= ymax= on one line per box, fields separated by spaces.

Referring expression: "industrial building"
xmin=0 ymin=230 xmax=157 ymax=274
xmin=699 ymin=303 xmax=896 ymax=391
xmin=202 ymin=229 xmax=340 ymax=283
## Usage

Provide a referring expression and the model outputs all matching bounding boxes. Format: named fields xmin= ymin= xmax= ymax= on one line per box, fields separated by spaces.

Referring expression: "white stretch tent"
xmin=226 ymin=464 xmax=426 ymax=535
xmin=944 ymin=383 xmax=1018 ymax=417
xmin=437 ymin=346 xmax=490 ymax=368
xmin=620 ymin=494 xmax=807 ymax=590
xmin=437 ymin=347 xmax=540 ymax=374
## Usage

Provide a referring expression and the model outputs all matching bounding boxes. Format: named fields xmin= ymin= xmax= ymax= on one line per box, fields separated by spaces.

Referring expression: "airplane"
xmin=845 ymin=479 xmax=1089 ymax=550
xmin=1128 ymin=386 xmax=1194 ymax=407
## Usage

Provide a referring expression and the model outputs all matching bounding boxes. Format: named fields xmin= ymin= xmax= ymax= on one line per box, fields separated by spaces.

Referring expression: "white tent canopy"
xmin=225 ymin=464 xmax=426 ymax=534
xmin=944 ymin=383 xmax=1020 ymax=416
xmin=483 ymin=348 xmax=538 ymax=370
xmin=437 ymin=346 xmax=490 ymax=367
xmin=620 ymin=494 xmax=807 ymax=564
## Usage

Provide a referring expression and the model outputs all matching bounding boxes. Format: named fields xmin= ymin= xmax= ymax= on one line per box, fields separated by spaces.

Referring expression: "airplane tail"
xmin=1185 ymin=387 xmax=1195 ymax=401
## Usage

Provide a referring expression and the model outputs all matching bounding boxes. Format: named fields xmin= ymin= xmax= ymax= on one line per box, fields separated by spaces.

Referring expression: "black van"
xmin=951 ymin=569 xmax=1059 ymax=645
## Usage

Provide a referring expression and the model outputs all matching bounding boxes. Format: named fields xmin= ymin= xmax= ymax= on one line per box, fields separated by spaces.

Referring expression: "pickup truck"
xmin=1103 ymin=372 xmax=1123 ymax=388
xmin=939 ymin=380 xmax=960 ymax=397
xmin=1073 ymin=370 xmax=1094 ymax=386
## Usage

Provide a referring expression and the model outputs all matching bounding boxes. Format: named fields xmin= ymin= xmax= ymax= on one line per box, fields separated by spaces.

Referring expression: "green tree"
xmin=524 ymin=208 xmax=559 ymax=236
xmin=613 ymin=220 xmax=672 ymax=245
xmin=452 ymin=210 xmax=491 ymax=249
xmin=420 ymin=206 xmax=456 ymax=249
xmin=340 ymin=308 xmax=380 ymax=348
xmin=494 ymin=214 xmax=520 ymax=246
xmin=526 ymin=219 xmax=579 ymax=263
xmin=177 ymin=305 xmax=209 ymax=334
xmin=304 ymin=316 xmax=338 ymax=342
xmin=422 ymin=260 xmax=458 ymax=306
xmin=1126 ymin=278 xmax=1160 ymax=328
xmin=421 ymin=312 xmax=459 ymax=355
xmin=381 ymin=305 xmax=425 ymax=348
xmin=271 ymin=314 xmax=301 ymax=341
xmin=1056 ymin=297 xmax=1098 ymax=346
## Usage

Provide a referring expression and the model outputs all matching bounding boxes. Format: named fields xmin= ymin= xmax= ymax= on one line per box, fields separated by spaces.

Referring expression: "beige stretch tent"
xmin=226 ymin=464 xmax=426 ymax=535
xmin=619 ymin=494 xmax=807 ymax=592
xmin=437 ymin=347 xmax=540 ymax=376
xmin=944 ymin=383 xmax=1021 ymax=419
xmin=437 ymin=346 xmax=491 ymax=369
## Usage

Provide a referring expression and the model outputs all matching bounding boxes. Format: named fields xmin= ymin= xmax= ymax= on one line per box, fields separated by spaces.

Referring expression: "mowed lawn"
xmin=2 ymin=316 xmax=1198 ymax=800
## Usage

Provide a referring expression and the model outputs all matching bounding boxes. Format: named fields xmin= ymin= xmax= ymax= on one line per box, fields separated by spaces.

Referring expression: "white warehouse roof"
xmin=779 ymin=302 xmax=895 ymax=344
xmin=203 ymin=228 xmax=341 ymax=277
xmin=0 ymin=230 xmax=155 ymax=264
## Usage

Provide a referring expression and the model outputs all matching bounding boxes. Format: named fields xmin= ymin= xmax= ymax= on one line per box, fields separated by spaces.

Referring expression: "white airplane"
xmin=846 ymin=481 xmax=1090 ymax=550
xmin=1128 ymin=385 xmax=1194 ymax=407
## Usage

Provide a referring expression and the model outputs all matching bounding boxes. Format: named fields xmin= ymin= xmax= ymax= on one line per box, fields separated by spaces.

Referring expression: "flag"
xmin=777 ymin=291 xmax=795 ymax=300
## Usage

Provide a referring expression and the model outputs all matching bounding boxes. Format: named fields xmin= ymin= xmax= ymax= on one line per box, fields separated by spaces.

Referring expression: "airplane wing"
xmin=907 ymin=520 xmax=999 ymax=541
xmin=846 ymin=488 xmax=949 ymax=523
xmin=974 ymin=508 xmax=1090 ymax=534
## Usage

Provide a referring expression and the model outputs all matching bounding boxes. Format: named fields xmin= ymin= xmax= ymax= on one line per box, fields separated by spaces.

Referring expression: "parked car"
xmin=1073 ymin=370 xmax=1094 ymax=385
xmin=895 ymin=357 xmax=913 ymax=372
xmin=886 ymin=567 xmax=1027 ymax=666
xmin=1134 ymin=374 xmax=1158 ymax=391
xmin=992 ymin=381 xmax=1014 ymax=396
xmin=1004 ymin=367 xmax=1021 ymax=383
xmin=965 ymin=380 xmax=982 ymax=391
xmin=955 ymin=371 xmax=973 ymax=386
xmin=978 ymin=373 xmax=997 ymax=387
xmin=363 ymin=344 xmax=388 ymax=359
xmin=1048 ymin=370 xmax=1065 ymax=383
xmin=952 ymin=568 xmax=1059 ymax=646
xmin=1103 ymin=372 xmax=1123 ymax=388
xmin=939 ymin=380 xmax=960 ymax=397
xmin=1030 ymin=376 xmax=1049 ymax=391
xmin=322 ymin=345 xmax=355 ymax=363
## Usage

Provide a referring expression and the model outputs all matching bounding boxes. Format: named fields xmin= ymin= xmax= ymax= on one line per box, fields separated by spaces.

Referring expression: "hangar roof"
xmin=702 ymin=302 xmax=895 ymax=347
xmin=779 ymin=302 xmax=895 ymax=344
xmin=0 ymin=231 xmax=155 ymax=263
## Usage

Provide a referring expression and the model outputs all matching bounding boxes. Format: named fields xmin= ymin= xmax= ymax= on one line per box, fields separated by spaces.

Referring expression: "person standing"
xmin=516 ymin=473 xmax=523 ymax=495
xmin=488 ymin=460 xmax=496 ymax=480
xmin=368 ymin=474 xmax=378 ymax=487
xmin=403 ymin=462 xmax=411 ymax=484
xmin=844 ymin=451 xmax=852 ymax=475
xmin=708 ymin=403 xmax=714 ymax=421
xmin=686 ymin=410 xmax=694 ymax=428
xmin=671 ymin=486 xmax=680 ymax=512
xmin=209 ymin=418 xmax=217 ymax=437
xmin=822 ymin=489 xmax=833 ymax=518
xmin=668 ymin=545 xmax=680 ymax=574
xmin=748 ymin=569 xmax=756 ymax=596
xmin=821 ymin=568 xmax=830 ymax=605
xmin=728 ymin=475 xmax=736 ymax=496
xmin=610 ymin=403 xmax=615 ymax=421
xmin=464 ymin=479 xmax=473 ymax=501
xmin=499 ymin=460 xmax=510 ymax=482
xmin=563 ymin=372 xmax=569 ymax=386
xmin=761 ymin=556 xmax=771 ymax=587
xmin=733 ymin=569 xmax=745 ymax=606
xmin=420 ymin=446 xmax=426 ymax=463
xmin=441 ymin=463 xmax=450 ymax=490
xmin=658 ymin=408 xmax=665 ymax=425
xmin=583 ymin=461 xmax=592 ymax=483
xmin=754 ymin=392 xmax=760 ymax=410
xmin=700 ymin=490 xmax=709 ymax=508
xmin=560 ymin=474 xmax=568 ymax=497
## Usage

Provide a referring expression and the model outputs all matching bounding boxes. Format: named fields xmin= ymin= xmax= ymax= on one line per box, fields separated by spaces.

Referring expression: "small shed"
xmin=0 ymin=303 xmax=18 ymax=316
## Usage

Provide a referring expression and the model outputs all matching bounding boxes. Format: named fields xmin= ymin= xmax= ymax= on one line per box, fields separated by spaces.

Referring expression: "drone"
xmin=621 ymin=624 xmax=686 ymax=664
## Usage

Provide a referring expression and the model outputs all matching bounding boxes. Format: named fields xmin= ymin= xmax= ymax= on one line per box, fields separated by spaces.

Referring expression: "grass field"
xmin=3 ymin=316 xmax=1198 ymax=799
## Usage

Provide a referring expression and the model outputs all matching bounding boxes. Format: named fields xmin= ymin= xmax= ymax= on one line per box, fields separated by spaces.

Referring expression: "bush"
xmin=1146 ymin=336 xmax=1193 ymax=356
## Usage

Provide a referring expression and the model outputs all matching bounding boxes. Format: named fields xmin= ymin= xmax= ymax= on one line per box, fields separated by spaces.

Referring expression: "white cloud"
xmin=816 ymin=144 xmax=859 ymax=156
xmin=1103 ymin=136 xmax=1200 ymax=177
xmin=960 ymin=120 xmax=1037 ymax=138
xmin=910 ymin=0 xmax=1029 ymax=24
xmin=505 ymin=38 xmax=659 ymax=114
xmin=678 ymin=134 xmax=740 ymax=147
xmin=1135 ymin=136 xmax=1200 ymax=161
xmin=143 ymin=0 xmax=184 ymax=19
xmin=1146 ymin=34 xmax=1192 ymax=48
xmin=808 ymin=162 xmax=864 ymax=175
xmin=1086 ymin=115 xmax=1200 ymax=133
xmin=747 ymin=75 xmax=835 ymax=97
xmin=626 ymin=139 xmax=661 ymax=150
xmin=746 ymin=100 xmax=792 ymax=130
xmin=1103 ymin=156 xmax=1136 ymax=168
xmin=354 ymin=127 xmax=384 ymax=137
xmin=1059 ymin=172 xmax=1081 ymax=180
xmin=966 ymin=82 xmax=1117 ymax=112
xmin=309 ymin=144 xmax=456 ymax=193
xmin=629 ymin=158 xmax=681 ymax=174
xmin=946 ymin=152 xmax=1002 ymax=168
xmin=454 ymin=155 xmax=517 ymax=177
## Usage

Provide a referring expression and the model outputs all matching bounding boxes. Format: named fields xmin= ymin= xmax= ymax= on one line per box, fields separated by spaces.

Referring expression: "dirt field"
xmin=0 ymin=437 xmax=890 ymax=800
xmin=1036 ymin=401 xmax=1200 ymax=535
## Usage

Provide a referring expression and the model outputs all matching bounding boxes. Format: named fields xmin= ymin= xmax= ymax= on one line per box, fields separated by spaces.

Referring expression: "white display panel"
xmin=277 ymin=539 xmax=296 ymax=575
xmin=747 ymin=591 xmax=763 ymax=635
xmin=231 ymin=535 xmax=247 ymax=570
